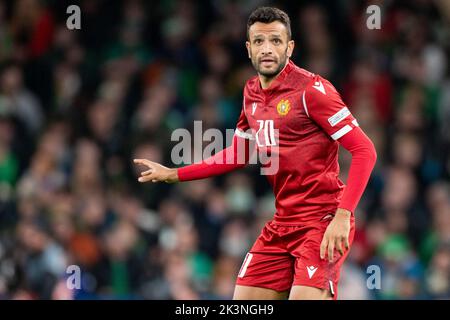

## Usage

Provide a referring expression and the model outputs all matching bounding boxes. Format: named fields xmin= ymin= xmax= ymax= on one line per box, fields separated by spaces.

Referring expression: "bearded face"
xmin=246 ymin=21 xmax=294 ymax=80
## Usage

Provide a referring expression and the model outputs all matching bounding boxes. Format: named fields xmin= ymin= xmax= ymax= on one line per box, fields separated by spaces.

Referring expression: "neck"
xmin=259 ymin=74 xmax=276 ymax=89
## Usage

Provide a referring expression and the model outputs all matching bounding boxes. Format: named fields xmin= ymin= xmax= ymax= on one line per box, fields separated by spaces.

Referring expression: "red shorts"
xmin=235 ymin=213 xmax=355 ymax=299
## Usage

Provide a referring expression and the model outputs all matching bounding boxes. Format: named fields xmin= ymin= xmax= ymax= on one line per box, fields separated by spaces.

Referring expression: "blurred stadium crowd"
xmin=0 ymin=0 xmax=449 ymax=300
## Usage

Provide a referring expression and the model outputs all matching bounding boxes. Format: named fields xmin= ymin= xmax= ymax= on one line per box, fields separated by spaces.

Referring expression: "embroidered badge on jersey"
xmin=277 ymin=99 xmax=291 ymax=116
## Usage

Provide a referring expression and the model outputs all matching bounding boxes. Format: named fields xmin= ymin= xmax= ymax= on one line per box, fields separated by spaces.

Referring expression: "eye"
xmin=272 ymin=38 xmax=281 ymax=44
xmin=254 ymin=39 xmax=262 ymax=44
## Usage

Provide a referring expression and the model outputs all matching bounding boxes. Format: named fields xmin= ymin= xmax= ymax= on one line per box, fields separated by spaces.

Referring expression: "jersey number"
xmin=256 ymin=120 xmax=276 ymax=147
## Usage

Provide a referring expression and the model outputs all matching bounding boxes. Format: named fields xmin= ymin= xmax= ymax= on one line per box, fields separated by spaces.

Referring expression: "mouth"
xmin=260 ymin=58 xmax=276 ymax=64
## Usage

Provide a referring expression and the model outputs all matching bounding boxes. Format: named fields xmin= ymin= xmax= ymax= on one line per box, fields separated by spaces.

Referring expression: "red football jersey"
xmin=235 ymin=59 xmax=359 ymax=225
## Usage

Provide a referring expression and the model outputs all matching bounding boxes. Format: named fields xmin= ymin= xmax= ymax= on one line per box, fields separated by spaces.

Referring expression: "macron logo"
xmin=307 ymin=266 xmax=318 ymax=279
xmin=252 ymin=102 xmax=257 ymax=115
xmin=312 ymin=81 xmax=326 ymax=95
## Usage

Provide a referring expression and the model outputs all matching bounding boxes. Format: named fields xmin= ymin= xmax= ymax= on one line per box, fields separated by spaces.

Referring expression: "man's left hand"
xmin=320 ymin=208 xmax=351 ymax=262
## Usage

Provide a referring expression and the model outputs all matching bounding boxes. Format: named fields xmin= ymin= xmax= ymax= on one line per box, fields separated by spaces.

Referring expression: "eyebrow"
xmin=252 ymin=33 xmax=283 ymax=39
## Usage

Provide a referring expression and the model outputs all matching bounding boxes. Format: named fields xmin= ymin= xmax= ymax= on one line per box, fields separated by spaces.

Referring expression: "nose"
xmin=261 ymin=40 xmax=273 ymax=55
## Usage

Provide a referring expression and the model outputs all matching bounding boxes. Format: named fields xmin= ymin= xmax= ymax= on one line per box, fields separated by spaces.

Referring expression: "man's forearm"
xmin=337 ymin=127 xmax=377 ymax=213
xmin=177 ymin=135 xmax=252 ymax=182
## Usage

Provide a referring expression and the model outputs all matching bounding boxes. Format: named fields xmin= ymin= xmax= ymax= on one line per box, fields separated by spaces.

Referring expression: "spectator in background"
xmin=425 ymin=242 xmax=450 ymax=298
xmin=10 ymin=0 xmax=54 ymax=60
xmin=0 ymin=63 xmax=44 ymax=134
xmin=0 ymin=114 xmax=18 ymax=194
xmin=16 ymin=220 xmax=67 ymax=299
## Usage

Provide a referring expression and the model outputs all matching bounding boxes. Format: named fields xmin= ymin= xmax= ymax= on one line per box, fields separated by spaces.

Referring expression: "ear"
xmin=287 ymin=40 xmax=295 ymax=58
xmin=245 ymin=41 xmax=251 ymax=59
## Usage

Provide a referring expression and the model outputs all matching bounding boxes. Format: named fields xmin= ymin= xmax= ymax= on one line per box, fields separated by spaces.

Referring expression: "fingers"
xmin=327 ymin=240 xmax=335 ymax=263
xmin=138 ymin=174 xmax=156 ymax=183
xmin=344 ymin=236 xmax=350 ymax=250
xmin=133 ymin=158 xmax=149 ymax=166
xmin=320 ymin=237 xmax=327 ymax=260
xmin=134 ymin=159 xmax=159 ymax=183
xmin=141 ymin=169 xmax=153 ymax=176
xmin=133 ymin=159 xmax=156 ymax=168
xmin=321 ymin=235 xmax=349 ymax=262
xmin=336 ymin=237 xmax=344 ymax=257
xmin=138 ymin=176 xmax=160 ymax=183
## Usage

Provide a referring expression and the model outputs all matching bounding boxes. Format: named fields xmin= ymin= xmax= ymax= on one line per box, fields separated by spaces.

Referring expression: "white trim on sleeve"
xmin=330 ymin=124 xmax=353 ymax=140
xmin=235 ymin=128 xmax=254 ymax=140
xmin=352 ymin=119 xmax=359 ymax=127
xmin=302 ymin=91 xmax=310 ymax=118
xmin=242 ymin=96 xmax=247 ymax=117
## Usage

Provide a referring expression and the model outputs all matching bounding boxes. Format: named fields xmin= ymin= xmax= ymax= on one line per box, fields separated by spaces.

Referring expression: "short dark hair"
xmin=247 ymin=7 xmax=292 ymax=40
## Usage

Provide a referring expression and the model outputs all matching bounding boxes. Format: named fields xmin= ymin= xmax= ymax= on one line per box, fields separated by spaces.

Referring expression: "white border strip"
xmin=238 ymin=253 xmax=253 ymax=278
xmin=329 ymin=280 xmax=335 ymax=296
xmin=302 ymin=91 xmax=310 ymax=118
xmin=330 ymin=124 xmax=353 ymax=140
xmin=235 ymin=128 xmax=254 ymax=140
xmin=243 ymin=96 xmax=248 ymax=117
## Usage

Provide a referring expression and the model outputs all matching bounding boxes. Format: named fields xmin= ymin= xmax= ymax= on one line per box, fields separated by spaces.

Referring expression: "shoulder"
xmin=303 ymin=74 xmax=341 ymax=100
xmin=244 ymin=76 xmax=259 ymax=93
xmin=285 ymin=63 xmax=317 ymax=91
xmin=292 ymin=64 xmax=316 ymax=80
xmin=301 ymin=74 xmax=349 ymax=121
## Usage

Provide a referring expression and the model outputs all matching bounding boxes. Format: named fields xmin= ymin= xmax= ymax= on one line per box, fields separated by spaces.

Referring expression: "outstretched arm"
xmin=134 ymin=134 xmax=253 ymax=183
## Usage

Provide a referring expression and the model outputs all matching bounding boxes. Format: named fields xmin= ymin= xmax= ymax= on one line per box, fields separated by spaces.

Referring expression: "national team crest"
xmin=277 ymin=99 xmax=291 ymax=116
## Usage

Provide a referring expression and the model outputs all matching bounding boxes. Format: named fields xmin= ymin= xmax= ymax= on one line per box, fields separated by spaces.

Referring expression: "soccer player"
xmin=133 ymin=7 xmax=377 ymax=300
